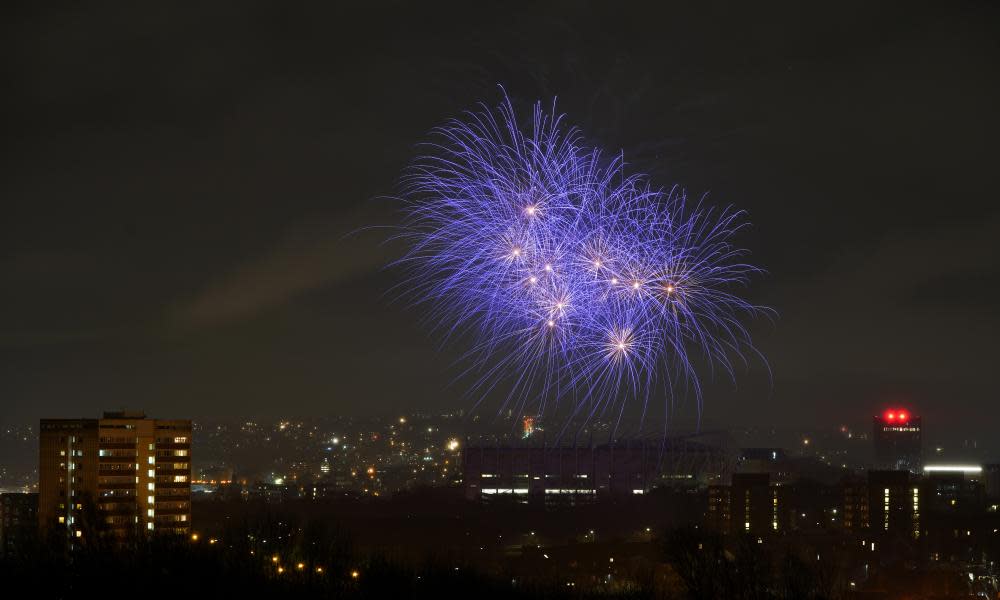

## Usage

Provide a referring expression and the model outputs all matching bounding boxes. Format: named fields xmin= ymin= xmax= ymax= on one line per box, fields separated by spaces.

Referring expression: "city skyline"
xmin=4 ymin=3 xmax=999 ymax=597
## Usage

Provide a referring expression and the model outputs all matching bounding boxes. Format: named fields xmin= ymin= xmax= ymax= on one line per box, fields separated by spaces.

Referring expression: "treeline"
xmin=662 ymin=528 xmax=847 ymax=600
xmin=1 ymin=516 xmax=651 ymax=599
xmin=3 ymin=502 xmax=855 ymax=599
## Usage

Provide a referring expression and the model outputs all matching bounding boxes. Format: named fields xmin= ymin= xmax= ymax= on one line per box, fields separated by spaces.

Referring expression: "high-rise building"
xmin=983 ymin=464 xmax=1000 ymax=501
xmin=39 ymin=411 xmax=191 ymax=539
xmin=708 ymin=473 xmax=782 ymax=535
xmin=867 ymin=470 xmax=921 ymax=540
xmin=873 ymin=408 xmax=922 ymax=472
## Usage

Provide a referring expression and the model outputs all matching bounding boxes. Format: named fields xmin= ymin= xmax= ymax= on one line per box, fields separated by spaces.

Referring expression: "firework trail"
xmin=391 ymin=91 xmax=768 ymax=436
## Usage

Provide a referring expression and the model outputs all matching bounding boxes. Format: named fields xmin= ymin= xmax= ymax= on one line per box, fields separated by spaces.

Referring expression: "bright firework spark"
xmin=391 ymin=90 xmax=769 ymax=436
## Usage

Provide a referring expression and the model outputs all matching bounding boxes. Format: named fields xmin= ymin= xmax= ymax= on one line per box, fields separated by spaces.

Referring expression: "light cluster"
xmin=393 ymin=93 xmax=767 ymax=431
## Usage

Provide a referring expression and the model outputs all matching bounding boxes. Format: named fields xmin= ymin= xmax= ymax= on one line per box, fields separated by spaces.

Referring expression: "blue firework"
xmin=391 ymin=92 xmax=768 ymax=434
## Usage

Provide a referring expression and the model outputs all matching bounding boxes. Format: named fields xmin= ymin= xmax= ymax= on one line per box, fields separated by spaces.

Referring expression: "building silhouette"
xmin=708 ymin=473 xmax=782 ymax=535
xmin=873 ymin=409 xmax=922 ymax=472
xmin=0 ymin=492 xmax=37 ymax=557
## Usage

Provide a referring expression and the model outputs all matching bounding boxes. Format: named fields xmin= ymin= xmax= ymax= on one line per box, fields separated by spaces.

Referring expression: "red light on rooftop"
xmin=881 ymin=409 xmax=912 ymax=423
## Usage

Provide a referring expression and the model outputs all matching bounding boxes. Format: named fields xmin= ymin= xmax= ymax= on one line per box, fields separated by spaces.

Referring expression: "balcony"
xmin=154 ymin=443 xmax=190 ymax=450
xmin=99 ymin=482 xmax=137 ymax=490
xmin=154 ymin=506 xmax=189 ymax=516
xmin=99 ymin=443 xmax=138 ymax=450
xmin=155 ymin=481 xmax=190 ymax=489
xmin=98 ymin=456 xmax=137 ymax=464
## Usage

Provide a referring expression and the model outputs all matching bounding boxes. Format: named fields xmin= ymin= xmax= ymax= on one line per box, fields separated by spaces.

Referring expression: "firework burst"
xmin=391 ymin=92 xmax=768 ymax=435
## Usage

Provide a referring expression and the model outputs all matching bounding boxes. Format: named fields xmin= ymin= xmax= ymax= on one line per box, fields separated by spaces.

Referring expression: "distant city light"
xmin=923 ymin=465 xmax=982 ymax=474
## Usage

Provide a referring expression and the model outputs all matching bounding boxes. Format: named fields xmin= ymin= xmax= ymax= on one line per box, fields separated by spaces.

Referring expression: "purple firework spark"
xmin=392 ymin=92 xmax=768 ymax=435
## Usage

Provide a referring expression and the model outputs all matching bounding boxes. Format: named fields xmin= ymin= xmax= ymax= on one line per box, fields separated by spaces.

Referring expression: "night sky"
xmin=3 ymin=2 xmax=998 ymax=440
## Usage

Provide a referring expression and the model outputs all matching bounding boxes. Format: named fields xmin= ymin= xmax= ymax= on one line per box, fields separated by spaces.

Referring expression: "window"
xmin=174 ymin=437 xmax=188 ymax=444
xmin=173 ymin=475 xmax=188 ymax=483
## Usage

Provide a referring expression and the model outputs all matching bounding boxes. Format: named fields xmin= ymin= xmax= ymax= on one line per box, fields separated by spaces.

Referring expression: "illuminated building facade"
xmin=708 ymin=473 xmax=783 ymax=535
xmin=39 ymin=411 xmax=191 ymax=539
xmin=866 ymin=470 xmax=920 ymax=539
xmin=841 ymin=479 xmax=870 ymax=530
xmin=873 ymin=409 xmax=922 ymax=472
xmin=463 ymin=443 xmax=666 ymax=503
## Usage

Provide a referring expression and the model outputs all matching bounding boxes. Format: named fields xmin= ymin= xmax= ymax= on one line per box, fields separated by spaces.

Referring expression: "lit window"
xmin=174 ymin=437 xmax=187 ymax=443
xmin=148 ymin=483 xmax=155 ymax=491
xmin=173 ymin=475 xmax=188 ymax=483
xmin=148 ymin=456 xmax=155 ymax=464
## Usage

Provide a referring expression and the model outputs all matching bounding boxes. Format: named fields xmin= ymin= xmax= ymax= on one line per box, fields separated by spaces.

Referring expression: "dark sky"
xmin=3 ymin=2 xmax=998 ymax=439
